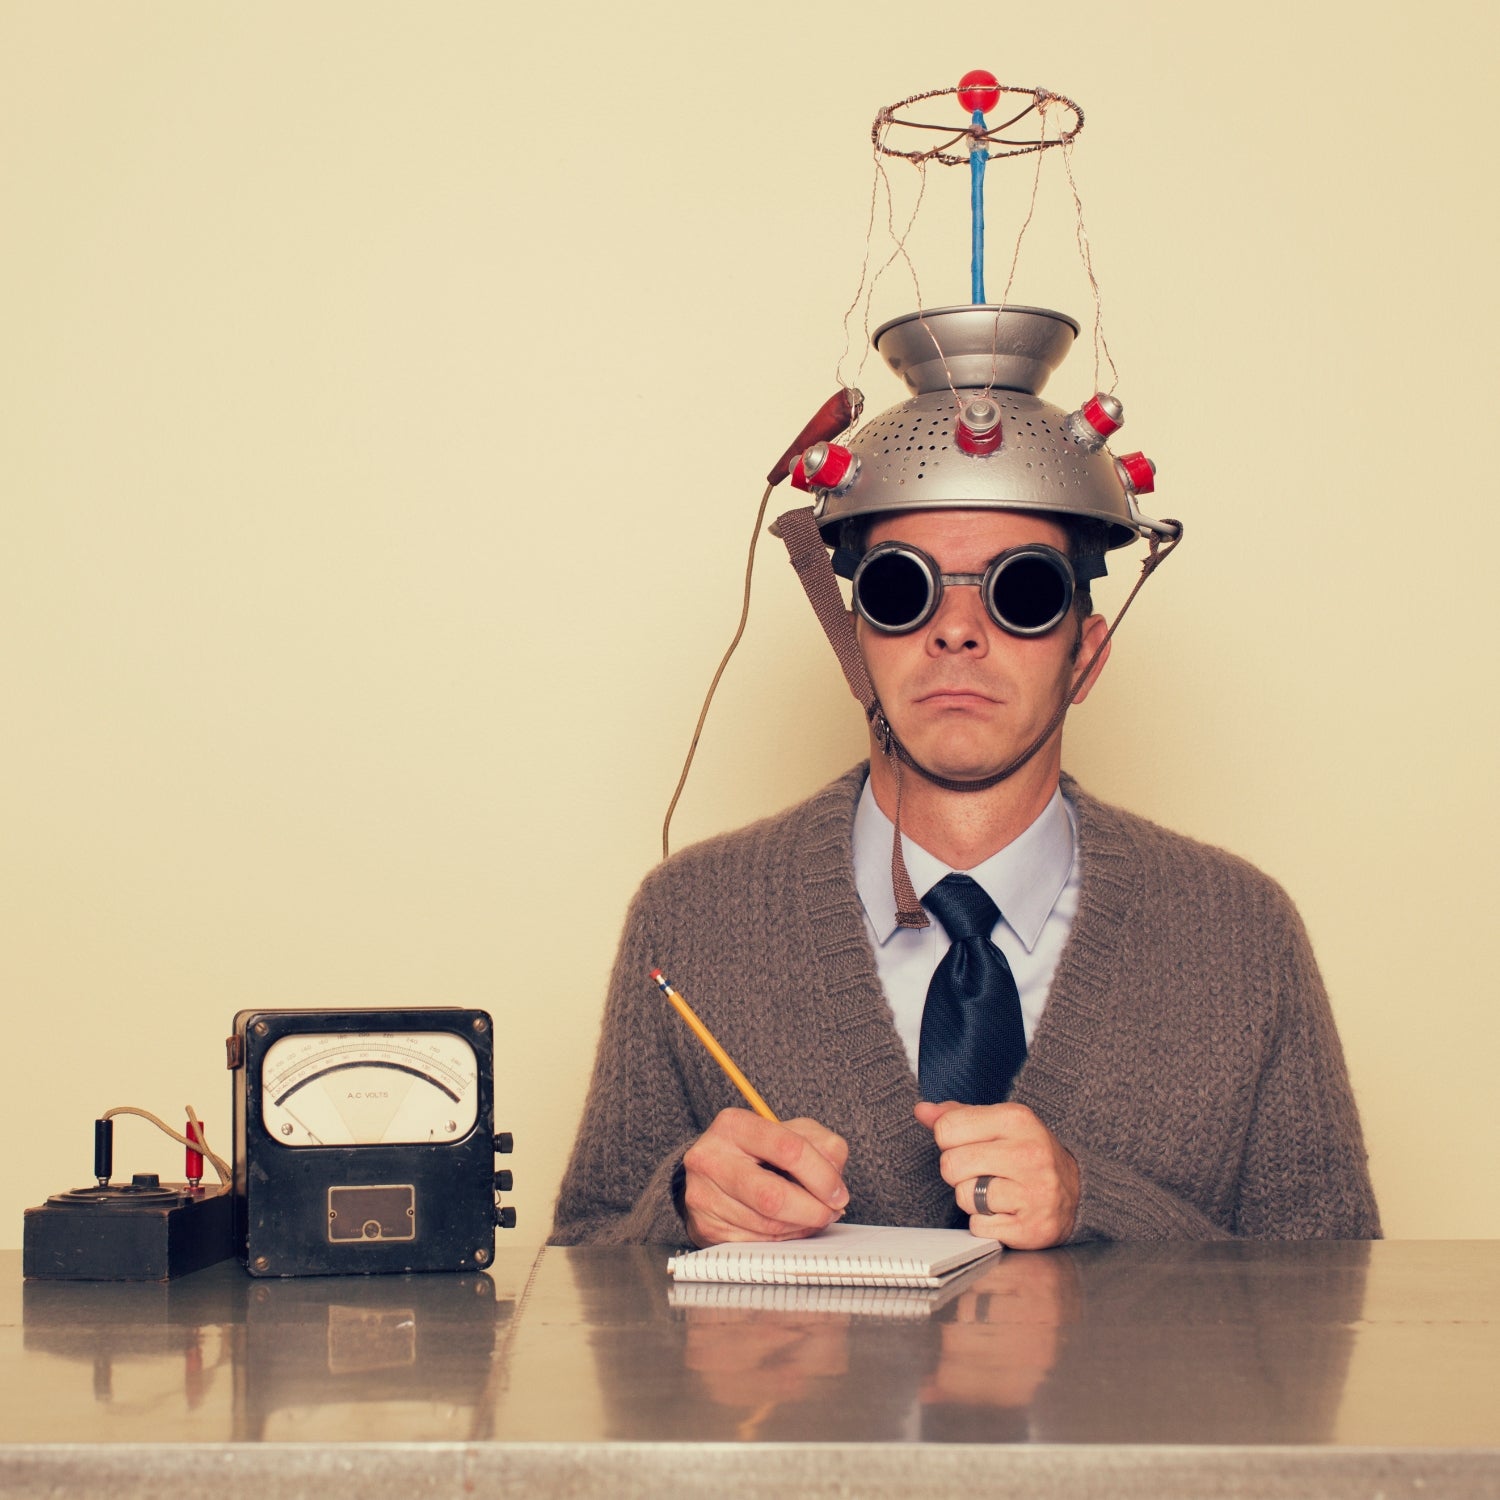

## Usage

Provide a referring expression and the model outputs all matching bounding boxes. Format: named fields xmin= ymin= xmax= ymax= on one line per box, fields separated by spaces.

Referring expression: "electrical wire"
xmin=661 ymin=479 xmax=776 ymax=859
xmin=102 ymin=1104 xmax=232 ymax=1185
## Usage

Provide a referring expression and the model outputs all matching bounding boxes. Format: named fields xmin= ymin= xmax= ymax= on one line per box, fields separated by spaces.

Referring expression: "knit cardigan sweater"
xmin=549 ymin=767 xmax=1380 ymax=1245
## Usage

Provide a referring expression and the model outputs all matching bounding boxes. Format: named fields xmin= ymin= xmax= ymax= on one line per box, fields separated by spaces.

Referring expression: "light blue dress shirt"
xmin=851 ymin=775 xmax=1081 ymax=1077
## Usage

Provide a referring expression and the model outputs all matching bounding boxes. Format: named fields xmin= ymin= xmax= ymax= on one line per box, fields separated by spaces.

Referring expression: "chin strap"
xmin=773 ymin=505 xmax=1183 ymax=928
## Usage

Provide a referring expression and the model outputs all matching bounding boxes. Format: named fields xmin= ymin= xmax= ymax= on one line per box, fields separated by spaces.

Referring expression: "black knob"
xmin=494 ymin=1170 xmax=514 ymax=1192
xmin=493 ymin=1132 xmax=514 ymax=1154
xmin=496 ymin=1205 xmax=518 ymax=1229
xmin=131 ymin=1173 xmax=161 ymax=1189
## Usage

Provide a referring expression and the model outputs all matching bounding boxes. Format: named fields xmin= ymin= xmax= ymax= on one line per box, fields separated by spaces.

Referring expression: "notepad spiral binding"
xmin=666 ymin=1251 xmax=947 ymax=1288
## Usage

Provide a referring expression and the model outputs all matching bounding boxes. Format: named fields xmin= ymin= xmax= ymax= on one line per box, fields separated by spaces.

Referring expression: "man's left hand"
xmin=914 ymin=1100 xmax=1080 ymax=1249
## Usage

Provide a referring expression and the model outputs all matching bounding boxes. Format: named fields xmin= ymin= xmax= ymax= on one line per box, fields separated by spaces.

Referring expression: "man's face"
xmin=855 ymin=508 xmax=1107 ymax=784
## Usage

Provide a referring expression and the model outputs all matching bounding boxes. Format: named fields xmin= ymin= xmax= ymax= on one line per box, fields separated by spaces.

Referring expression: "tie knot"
xmin=922 ymin=873 xmax=1000 ymax=942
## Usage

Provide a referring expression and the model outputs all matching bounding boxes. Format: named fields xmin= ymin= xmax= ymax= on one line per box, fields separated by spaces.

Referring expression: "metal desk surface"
xmin=1 ymin=1239 xmax=1497 ymax=1498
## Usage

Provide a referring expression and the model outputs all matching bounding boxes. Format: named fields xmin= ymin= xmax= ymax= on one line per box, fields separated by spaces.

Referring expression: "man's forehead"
xmin=866 ymin=507 xmax=1071 ymax=554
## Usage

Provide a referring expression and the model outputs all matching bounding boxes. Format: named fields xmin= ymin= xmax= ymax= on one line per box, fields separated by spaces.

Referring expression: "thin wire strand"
xmin=101 ymin=1104 xmax=232 ymax=1184
xmin=860 ymin=155 xmax=967 ymax=410
xmin=835 ymin=157 xmax=886 ymax=390
xmin=881 ymin=158 xmax=978 ymax=409
xmin=873 ymin=156 xmax=929 ymax=317
xmin=985 ymin=102 xmax=1045 ymax=135
xmin=661 ymin=480 xmax=777 ymax=859
xmin=1061 ymin=132 xmax=1118 ymax=394
xmin=839 ymin=151 xmax=928 ymax=393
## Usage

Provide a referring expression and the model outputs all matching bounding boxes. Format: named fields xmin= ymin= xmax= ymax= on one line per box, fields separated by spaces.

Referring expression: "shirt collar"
xmin=853 ymin=775 xmax=1076 ymax=951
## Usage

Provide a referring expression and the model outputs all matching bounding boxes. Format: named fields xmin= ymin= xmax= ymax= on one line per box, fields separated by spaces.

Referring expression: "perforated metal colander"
xmin=813 ymin=305 xmax=1174 ymax=549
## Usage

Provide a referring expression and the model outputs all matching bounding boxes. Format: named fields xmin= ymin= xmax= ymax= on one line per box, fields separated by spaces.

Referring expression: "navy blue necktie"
xmin=917 ymin=874 xmax=1028 ymax=1105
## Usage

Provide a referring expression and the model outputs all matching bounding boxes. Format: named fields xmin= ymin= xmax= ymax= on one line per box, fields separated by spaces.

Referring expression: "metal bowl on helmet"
xmin=811 ymin=305 xmax=1173 ymax=550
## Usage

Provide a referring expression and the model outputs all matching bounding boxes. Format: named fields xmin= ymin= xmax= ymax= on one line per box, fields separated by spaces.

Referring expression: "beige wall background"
xmin=2 ymin=1 xmax=1495 ymax=1250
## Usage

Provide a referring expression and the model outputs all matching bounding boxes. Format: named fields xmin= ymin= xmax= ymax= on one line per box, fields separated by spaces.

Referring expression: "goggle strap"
xmin=830 ymin=545 xmax=862 ymax=581
xmin=1075 ymin=552 xmax=1108 ymax=585
xmin=776 ymin=506 xmax=929 ymax=930
xmin=776 ymin=507 xmax=878 ymax=714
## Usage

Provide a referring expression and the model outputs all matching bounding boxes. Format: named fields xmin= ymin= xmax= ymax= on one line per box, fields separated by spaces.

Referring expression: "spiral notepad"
xmin=665 ymin=1223 xmax=1001 ymax=1289
xmin=667 ymin=1268 xmax=988 ymax=1317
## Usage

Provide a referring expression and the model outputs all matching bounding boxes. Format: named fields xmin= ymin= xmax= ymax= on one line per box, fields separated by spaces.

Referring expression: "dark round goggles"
xmin=851 ymin=541 xmax=1076 ymax=637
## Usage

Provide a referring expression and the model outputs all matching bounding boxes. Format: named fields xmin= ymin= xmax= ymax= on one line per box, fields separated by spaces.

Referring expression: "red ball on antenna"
xmin=958 ymin=69 xmax=1002 ymax=115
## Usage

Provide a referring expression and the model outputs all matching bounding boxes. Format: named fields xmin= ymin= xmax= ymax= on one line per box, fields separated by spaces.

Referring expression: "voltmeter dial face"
xmin=261 ymin=1031 xmax=480 ymax=1147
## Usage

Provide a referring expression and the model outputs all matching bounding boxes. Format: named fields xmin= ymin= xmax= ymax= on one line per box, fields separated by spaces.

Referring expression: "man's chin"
xmin=883 ymin=711 xmax=1066 ymax=781
xmin=897 ymin=740 xmax=1028 ymax=785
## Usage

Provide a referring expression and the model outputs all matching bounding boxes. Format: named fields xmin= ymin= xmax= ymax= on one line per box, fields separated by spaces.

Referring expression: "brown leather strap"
xmin=776 ymin=506 xmax=878 ymax=714
xmin=889 ymin=751 xmax=927 ymax=928
xmin=776 ymin=506 xmax=925 ymax=924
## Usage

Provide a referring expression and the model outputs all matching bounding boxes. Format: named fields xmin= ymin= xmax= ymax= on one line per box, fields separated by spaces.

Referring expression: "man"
xmin=550 ymin=305 xmax=1379 ymax=1250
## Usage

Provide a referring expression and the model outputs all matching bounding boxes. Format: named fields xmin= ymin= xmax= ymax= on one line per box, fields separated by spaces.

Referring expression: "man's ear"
xmin=1070 ymin=614 xmax=1111 ymax=704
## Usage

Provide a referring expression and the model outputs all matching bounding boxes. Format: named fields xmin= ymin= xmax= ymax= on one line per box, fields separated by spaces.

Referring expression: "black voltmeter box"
xmin=229 ymin=1007 xmax=510 ymax=1278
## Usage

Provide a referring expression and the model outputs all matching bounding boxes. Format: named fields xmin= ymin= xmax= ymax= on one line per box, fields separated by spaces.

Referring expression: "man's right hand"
xmin=680 ymin=1109 xmax=850 ymax=1247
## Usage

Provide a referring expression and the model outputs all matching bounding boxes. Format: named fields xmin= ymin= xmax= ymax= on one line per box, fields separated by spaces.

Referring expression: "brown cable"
xmin=663 ymin=390 xmax=864 ymax=859
xmin=661 ymin=480 xmax=776 ymax=860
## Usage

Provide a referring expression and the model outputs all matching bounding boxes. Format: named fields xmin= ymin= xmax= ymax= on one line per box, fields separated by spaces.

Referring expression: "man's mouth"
xmin=915 ymin=686 xmax=1002 ymax=708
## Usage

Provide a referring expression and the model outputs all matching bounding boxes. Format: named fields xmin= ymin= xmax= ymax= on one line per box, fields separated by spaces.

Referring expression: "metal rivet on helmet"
xmin=955 ymin=397 xmax=1004 ymax=456
xmin=1064 ymin=392 xmax=1124 ymax=452
xmin=1114 ymin=450 xmax=1157 ymax=496
xmin=791 ymin=440 xmax=859 ymax=496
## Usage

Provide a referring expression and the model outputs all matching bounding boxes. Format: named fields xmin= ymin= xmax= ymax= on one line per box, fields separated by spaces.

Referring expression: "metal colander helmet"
xmin=801 ymin=304 xmax=1176 ymax=556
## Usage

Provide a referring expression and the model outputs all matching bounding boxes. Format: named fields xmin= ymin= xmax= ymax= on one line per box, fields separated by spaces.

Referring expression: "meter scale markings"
xmin=262 ymin=1032 xmax=479 ymax=1147
xmin=272 ymin=1059 xmax=464 ymax=1107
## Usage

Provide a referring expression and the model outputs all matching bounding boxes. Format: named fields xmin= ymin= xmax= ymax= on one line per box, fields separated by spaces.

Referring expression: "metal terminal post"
xmin=93 ymin=1118 xmax=113 ymax=1188
xmin=956 ymin=396 xmax=1004 ymax=455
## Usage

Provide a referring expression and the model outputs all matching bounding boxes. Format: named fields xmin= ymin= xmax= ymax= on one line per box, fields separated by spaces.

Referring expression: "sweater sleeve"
xmin=1229 ymin=893 xmax=1381 ymax=1239
xmin=547 ymin=877 xmax=699 ymax=1247
xmin=1062 ymin=882 xmax=1380 ymax=1244
xmin=1065 ymin=1144 xmax=1234 ymax=1242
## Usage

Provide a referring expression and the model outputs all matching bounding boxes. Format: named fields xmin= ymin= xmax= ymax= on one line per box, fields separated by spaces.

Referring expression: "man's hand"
xmin=915 ymin=1100 xmax=1079 ymax=1249
xmin=680 ymin=1109 xmax=850 ymax=1247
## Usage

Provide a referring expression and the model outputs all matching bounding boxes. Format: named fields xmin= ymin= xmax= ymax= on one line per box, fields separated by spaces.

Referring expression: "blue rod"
xmin=969 ymin=108 xmax=987 ymax=304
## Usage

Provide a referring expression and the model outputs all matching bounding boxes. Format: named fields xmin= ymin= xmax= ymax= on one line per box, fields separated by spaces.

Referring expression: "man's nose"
xmin=926 ymin=583 xmax=989 ymax=655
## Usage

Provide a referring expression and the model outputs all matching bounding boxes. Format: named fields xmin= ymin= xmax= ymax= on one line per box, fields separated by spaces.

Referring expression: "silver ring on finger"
xmin=972 ymin=1174 xmax=997 ymax=1216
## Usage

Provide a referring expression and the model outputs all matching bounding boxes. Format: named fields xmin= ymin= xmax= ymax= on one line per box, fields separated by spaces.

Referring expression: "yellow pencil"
xmin=649 ymin=968 xmax=780 ymax=1122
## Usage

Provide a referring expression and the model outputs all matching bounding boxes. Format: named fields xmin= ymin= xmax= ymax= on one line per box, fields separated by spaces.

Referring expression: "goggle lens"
xmin=852 ymin=547 xmax=935 ymax=631
xmin=986 ymin=552 xmax=1071 ymax=634
xmin=853 ymin=542 xmax=1075 ymax=637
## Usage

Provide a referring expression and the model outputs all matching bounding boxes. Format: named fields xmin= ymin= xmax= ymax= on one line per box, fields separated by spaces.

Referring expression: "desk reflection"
xmin=13 ymin=1240 xmax=1378 ymax=1446
xmin=536 ymin=1240 xmax=1370 ymax=1445
xmin=21 ymin=1264 xmax=513 ymax=1443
